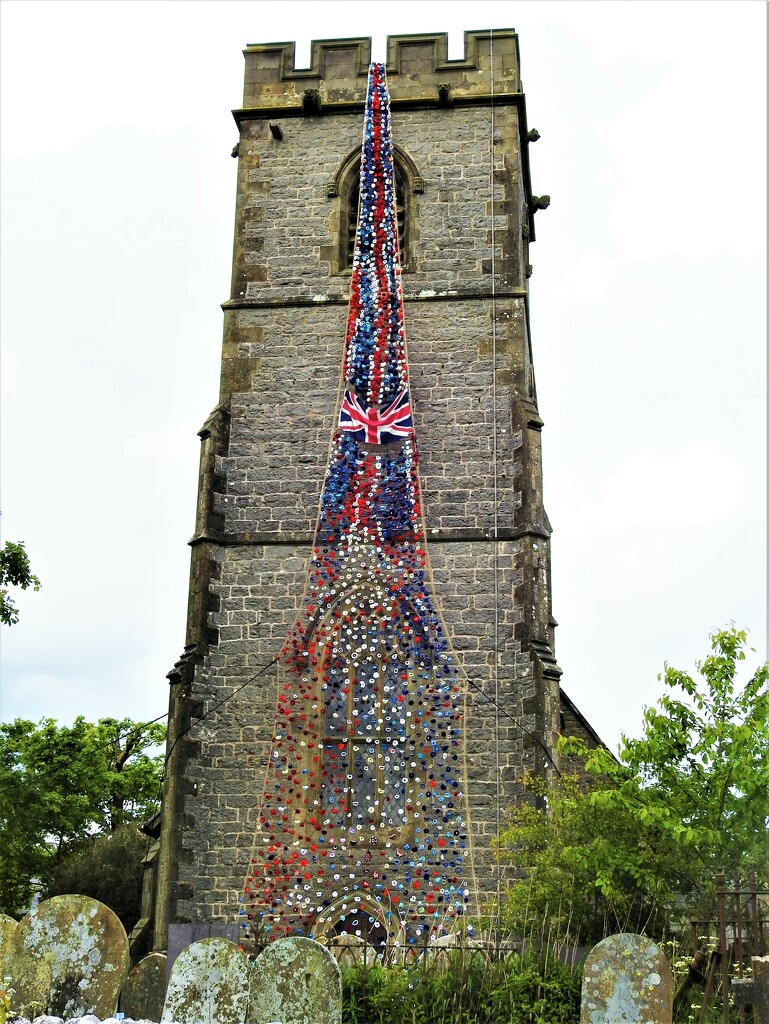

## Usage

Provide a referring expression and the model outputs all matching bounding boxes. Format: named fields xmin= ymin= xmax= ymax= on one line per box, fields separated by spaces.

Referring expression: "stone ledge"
xmin=188 ymin=526 xmax=550 ymax=547
xmin=233 ymin=90 xmax=525 ymax=124
xmin=222 ymin=288 xmax=529 ymax=310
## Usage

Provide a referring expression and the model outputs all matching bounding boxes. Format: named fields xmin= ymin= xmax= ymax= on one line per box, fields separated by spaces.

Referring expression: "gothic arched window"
xmin=345 ymin=165 xmax=408 ymax=270
xmin=317 ymin=588 xmax=422 ymax=842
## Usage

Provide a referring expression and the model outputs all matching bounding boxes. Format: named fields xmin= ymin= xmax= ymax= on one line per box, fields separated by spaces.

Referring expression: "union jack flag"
xmin=339 ymin=387 xmax=413 ymax=445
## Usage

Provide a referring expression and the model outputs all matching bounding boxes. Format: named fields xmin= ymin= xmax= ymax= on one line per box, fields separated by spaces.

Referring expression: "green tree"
xmin=0 ymin=540 xmax=41 ymax=626
xmin=0 ymin=717 xmax=165 ymax=918
xmin=496 ymin=771 xmax=684 ymax=946
xmin=45 ymin=822 xmax=149 ymax=934
xmin=498 ymin=626 xmax=769 ymax=943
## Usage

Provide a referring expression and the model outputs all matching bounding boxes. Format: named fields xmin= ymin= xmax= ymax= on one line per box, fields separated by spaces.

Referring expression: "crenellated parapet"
xmin=240 ymin=31 xmax=520 ymax=113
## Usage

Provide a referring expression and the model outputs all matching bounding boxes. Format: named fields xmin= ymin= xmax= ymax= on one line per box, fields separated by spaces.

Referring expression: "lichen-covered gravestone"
xmin=0 ymin=915 xmax=18 ymax=963
xmin=248 ymin=936 xmax=342 ymax=1024
xmin=1 ymin=895 xmax=129 ymax=1020
xmin=324 ymin=932 xmax=377 ymax=968
xmin=580 ymin=933 xmax=673 ymax=1024
xmin=161 ymin=937 xmax=250 ymax=1024
xmin=425 ymin=931 xmax=486 ymax=971
xmin=121 ymin=951 xmax=168 ymax=1022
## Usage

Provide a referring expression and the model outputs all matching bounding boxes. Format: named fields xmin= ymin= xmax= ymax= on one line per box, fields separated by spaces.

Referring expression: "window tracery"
xmin=345 ymin=165 xmax=408 ymax=269
xmin=316 ymin=586 xmax=424 ymax=842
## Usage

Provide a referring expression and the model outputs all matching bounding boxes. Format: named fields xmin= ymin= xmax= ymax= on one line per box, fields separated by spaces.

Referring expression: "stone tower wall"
xmin=156 ymin=30 xmax=561 ymax=945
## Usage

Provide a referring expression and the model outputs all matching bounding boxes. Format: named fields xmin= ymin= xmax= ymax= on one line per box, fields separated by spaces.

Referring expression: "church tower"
xmin=154 ymin=29 xmax=561 ymax=955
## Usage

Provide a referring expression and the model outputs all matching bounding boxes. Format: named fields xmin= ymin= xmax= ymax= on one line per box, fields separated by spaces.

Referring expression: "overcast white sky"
xmin=1 ymin=0 xmax=766 ymax=752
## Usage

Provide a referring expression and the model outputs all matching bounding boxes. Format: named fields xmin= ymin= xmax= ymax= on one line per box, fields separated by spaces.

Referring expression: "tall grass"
xmin=341 ymin=942 xmax=581 ymax=1024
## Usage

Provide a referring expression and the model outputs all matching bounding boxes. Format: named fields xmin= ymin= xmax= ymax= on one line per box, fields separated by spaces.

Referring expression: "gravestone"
xmin=732 ymin=955 xmax=769 ymax=1024
xmin=248 ymin=936 xmax=342 ymax=1024
xmin=580 ymin=933 xmax=673 ymax=1024
xmin=121 ymin=951 xmax=168 ymax=1022
xmin=0 ymin=914 xmax=17 ymax=962
xmin=324 ymin=932 xmax=377 ymax=967
xmin=167 ymin=921 xmax=241 ymax=976
xmin=424 ymin=931 xmax=486 ymax=970
xmin=161 ymin=937 xmax=250 ymax=1024
xmin=1 ymin=895 xmax=128 ymax=1020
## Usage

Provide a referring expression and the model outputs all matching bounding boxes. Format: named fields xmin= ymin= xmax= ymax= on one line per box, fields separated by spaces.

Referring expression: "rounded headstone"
xmin=580 ymin=932 xmax=673 ymax=1024
xmin=2 ymin=894 xmax=129 ymax=1020
xmin=161 ymin=937 xmax=250 ymax=1024
xmin=324 ymin=931 xmax=378 ymax=967
xmin=121 ymin=950 xmax=168 ymax=1022
xmin=423 ymin=931 xmax=486 ymax=971
xmin=249 ymin=936 xmax=342 ymax=1024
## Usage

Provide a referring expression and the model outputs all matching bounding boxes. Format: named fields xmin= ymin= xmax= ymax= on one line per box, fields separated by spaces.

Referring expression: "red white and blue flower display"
xmin=243 ymin=64 xmax=471 ymax=950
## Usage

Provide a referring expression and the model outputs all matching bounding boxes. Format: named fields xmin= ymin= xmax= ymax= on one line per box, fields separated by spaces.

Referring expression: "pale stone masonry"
xmin=154 ymin=30 xmax=571 ymax=952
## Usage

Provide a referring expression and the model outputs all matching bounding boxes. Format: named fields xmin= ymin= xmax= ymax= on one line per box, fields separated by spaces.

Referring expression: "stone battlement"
xmin=241 ymin=30 xmax=520 ymax=111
